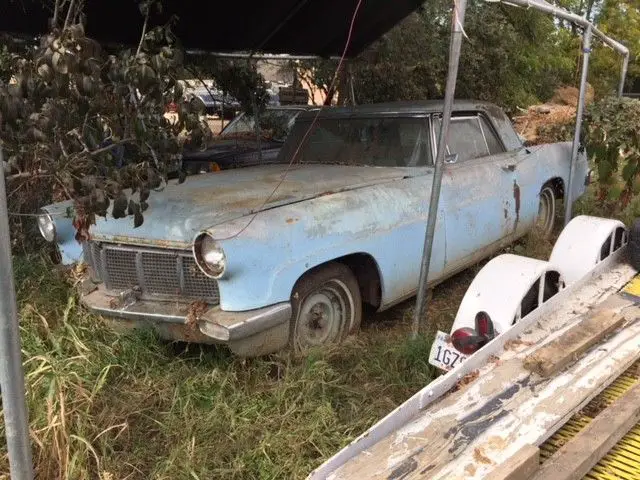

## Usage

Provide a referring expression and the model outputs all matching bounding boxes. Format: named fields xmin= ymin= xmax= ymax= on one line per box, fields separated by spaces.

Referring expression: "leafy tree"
xmin=297 ymin=0 xmax=576 ymax=113
xmin=0 ymin=0 xmax=266 ymax=244
xmin=591 ymin=0 xmax=640 ymax=95
xmin=583 ymin=96 xmax=640 ymax=207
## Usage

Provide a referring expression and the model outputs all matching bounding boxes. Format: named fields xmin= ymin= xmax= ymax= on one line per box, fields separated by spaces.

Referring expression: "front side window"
xmin=277 ymin=116 xmax=432 ymax=167
xmin=434 ymin=114 xmax=504 ymax=162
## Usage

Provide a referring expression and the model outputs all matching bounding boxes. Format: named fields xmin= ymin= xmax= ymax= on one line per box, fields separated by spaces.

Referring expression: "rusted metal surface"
xmin=80 ymin=282 xmax=291 ymax=345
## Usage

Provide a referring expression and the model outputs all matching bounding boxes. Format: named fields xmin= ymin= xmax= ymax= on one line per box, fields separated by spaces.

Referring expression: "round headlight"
xmin=37 ymin=212 xmax=56 ymax=242
xmin=193 ymin=233 xmax=227 ymax=279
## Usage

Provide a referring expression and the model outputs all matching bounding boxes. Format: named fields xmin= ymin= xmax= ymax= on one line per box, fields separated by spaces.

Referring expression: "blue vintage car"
xmin=39 ymin=100 xmax=590 ymax=356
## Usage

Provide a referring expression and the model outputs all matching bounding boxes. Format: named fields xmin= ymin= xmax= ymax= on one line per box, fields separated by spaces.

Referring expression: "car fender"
xmin=450 ymin=254 xmax=562 ymax=334
xmin=550 ymin=215 xmax=627 ymax=284
xmin=42 ymin=200 xmax=83 ymax=265
xmin=201 ymin=180 xmax=445 ymax=312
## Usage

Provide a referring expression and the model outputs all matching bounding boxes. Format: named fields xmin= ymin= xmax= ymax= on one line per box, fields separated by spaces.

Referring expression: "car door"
xmin=434 ymin=113 xmax=519 ymax=275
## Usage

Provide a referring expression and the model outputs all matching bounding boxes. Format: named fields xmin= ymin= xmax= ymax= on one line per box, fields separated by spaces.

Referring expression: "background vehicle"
xmin=187 ymin=86 xmax=241 ymax=119
xmin=180 ymin=105 xmax=315 ymax=174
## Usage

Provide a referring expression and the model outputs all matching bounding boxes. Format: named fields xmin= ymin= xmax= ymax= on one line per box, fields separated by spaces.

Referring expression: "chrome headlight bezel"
xmin=193 ymin=232 xmax=227 ymax=279
xmin=37 ymin=211 xmax=56 ymax=242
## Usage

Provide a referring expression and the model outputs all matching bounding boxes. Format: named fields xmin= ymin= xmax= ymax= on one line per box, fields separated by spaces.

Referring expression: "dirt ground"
xmin=511 ymin=85 xmax=593 ymax=144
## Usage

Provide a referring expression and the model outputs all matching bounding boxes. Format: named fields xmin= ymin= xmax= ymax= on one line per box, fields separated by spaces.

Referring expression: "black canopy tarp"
xmin=2 ymin=0 xmax=425 ymax=57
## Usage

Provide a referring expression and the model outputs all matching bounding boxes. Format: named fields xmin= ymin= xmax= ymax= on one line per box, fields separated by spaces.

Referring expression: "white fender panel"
xmin=550 ymin=215 xmax=627 ymax=285
xmin=450 ymin=254 xmax=560 ymax=335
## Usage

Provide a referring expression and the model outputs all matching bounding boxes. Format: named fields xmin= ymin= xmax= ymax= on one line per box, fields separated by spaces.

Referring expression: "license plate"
xmin=428 ymin=330 xmax=467 ymax=371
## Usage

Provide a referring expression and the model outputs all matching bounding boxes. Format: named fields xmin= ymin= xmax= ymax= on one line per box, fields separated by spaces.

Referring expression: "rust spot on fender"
xmin=513 ymin=180 xmax=521 ymax=231
xmin=285 ymin=217 xmax=298 ymax=224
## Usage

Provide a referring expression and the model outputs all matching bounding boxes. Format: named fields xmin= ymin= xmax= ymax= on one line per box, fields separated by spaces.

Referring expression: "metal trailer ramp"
xmin=310 ymin=259 xmax=640 ymax=479
xmin=541 ymin=361 xmax=640 ymax=480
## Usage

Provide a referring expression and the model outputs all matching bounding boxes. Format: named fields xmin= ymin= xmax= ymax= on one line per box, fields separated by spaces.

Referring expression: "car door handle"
xmin=501 ymin=163 xmax=516 ymax=172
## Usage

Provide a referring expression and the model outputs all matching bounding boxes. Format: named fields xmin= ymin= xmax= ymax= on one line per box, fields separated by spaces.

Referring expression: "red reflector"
xmin=475 ymin=311 xmax=495 ymax=338
xmin=451 ymin=327 xmax=484 ymax=355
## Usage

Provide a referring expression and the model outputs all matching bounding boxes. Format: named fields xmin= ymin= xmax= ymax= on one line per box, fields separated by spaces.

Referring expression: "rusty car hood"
xmin=89 ymin=164 xmax=417 ymax=247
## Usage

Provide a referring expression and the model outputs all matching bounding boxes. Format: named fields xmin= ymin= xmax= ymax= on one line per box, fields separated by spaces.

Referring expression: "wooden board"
xmin=486 ymin=445 xmax=539 ymax=480
xmin=326 ymin=292 xmax=640 ymax=480
xmin=533 ymin=382 xmax=640 ymax=480
xmin=523 ymin=310 xmax=626 ymax=377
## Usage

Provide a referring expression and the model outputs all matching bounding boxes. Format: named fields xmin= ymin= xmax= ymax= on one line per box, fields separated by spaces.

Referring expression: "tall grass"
xmin=0 ymin=207 xmax=579 ymax=479
xmin=1 ymin=256 xmax=448 ymax=480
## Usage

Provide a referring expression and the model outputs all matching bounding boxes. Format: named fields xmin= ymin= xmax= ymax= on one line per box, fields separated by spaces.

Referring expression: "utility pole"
xmin=564 ymin=24 xmax=592 ymax=226
xmin=412 ymin=0 xmax=468 ymax=337
xmin=0 ymin=148 xmax=34 ymax=480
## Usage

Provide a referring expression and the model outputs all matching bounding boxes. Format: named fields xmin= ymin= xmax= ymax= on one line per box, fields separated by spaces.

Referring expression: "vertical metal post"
xmin=252 ymin=92 xmax=263 ymax=163
xmin=412 ymin=0 xmax=467 ymax=338
xmin=564 ymin=24 xmax=592 ymax=227
xmin=0 ymin=148 xmax=34 ymax=480
xmin=619 ymin=53 xmax=629 ymax=97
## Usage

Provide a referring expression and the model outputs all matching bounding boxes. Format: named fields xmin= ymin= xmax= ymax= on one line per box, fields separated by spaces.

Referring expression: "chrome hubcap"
xmin=296 ymin=280 xmax=354 ymax=348
xmin=536 ymin=187 xmax=555 ymax=236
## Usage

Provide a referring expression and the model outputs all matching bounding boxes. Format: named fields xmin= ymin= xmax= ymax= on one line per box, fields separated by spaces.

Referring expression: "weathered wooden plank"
xmin=327 ymin=294 xmax=640 ymax=480
xmin=485 ymin=444 xmax=539 ymax=480
xmin=308 ymin=259 xmax=636 ymax=480
xmin=532 ymin=382 xmax=640 ymax=480
xmin=523 ymin=310 xmax=626 ymax=377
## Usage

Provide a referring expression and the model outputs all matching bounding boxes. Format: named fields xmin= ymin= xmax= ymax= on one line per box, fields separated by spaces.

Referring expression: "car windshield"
xmin=221 ymin=109 xmax=302 ymax=142
xmin=275 ymin=116 xmax=432 ymax=167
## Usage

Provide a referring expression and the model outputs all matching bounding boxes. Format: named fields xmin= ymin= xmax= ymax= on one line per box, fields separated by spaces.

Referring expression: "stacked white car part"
xmin=429 ymin=215 xmax=628 ymax=370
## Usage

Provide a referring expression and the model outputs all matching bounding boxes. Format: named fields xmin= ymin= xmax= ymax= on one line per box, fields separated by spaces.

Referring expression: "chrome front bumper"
xmin=80 ymin=281 xmax=292 ymax=344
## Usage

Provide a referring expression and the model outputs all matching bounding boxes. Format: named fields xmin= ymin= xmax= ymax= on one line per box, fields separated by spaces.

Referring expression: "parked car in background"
xmin=40 ymin=100 xmax=590 ymax=356
xmin=187 ymin=86 xmax=241 ymax=119
xmin=180 ymin=105 xmax=315 ymax=175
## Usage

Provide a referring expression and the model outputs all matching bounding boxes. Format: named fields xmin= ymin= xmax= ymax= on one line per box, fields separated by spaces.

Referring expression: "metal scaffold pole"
xmin=412 ymin=0 xmax=468 ymax=337
xmin=0 ymin=148 xmax=34 ymax=480
xmin=619 ymin=53 xmax=629 ymax=97
xmin=564 ymin=24 xmax=593 ymax=227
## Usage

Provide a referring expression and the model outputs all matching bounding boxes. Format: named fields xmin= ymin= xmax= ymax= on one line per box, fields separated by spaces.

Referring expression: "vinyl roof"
xmin=2 ymin=0 xmax=426 ymax=57
xmin=295 ymin=100 xmax=504 ymax=118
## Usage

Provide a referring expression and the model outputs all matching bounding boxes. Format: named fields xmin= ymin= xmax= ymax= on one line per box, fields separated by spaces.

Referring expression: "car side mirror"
xmin=445 ymin=153 xmax=459 ymax=164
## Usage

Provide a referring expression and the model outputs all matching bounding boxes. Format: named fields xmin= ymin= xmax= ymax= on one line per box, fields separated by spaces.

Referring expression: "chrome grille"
xmin=182 ymin=257 xmax=220 ymax=299
xmin=104 ymin=248 xmax=138 ymax=290
xmin=141 ymin=252 xmax=180 ymax=296
xmin=83 ymin=241 xmax=219 ymax=304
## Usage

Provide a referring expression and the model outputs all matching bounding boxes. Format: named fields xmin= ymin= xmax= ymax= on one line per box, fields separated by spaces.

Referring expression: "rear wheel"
xmin=535 ymin=185 xmax=557 ymax=238
xmin=290 ymin=263 xmax=362 ymax=352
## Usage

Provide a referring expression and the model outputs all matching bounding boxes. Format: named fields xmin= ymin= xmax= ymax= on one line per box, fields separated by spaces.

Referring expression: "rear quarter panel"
xmin=515 ymin=142 xmax=588 ymax=229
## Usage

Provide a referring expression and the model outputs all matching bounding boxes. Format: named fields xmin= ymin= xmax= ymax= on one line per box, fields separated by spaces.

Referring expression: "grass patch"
xmin=0 ymin=214 xmax=583 ymax=478
xmin=1 ymin=255 xmax=443 ymax=480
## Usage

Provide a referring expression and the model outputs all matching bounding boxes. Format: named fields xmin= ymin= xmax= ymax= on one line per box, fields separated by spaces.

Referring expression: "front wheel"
xmin=535 ymin=185 xmax=557 ymax=238
xmin=290 ymin=263 xmax=362 ymax=352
